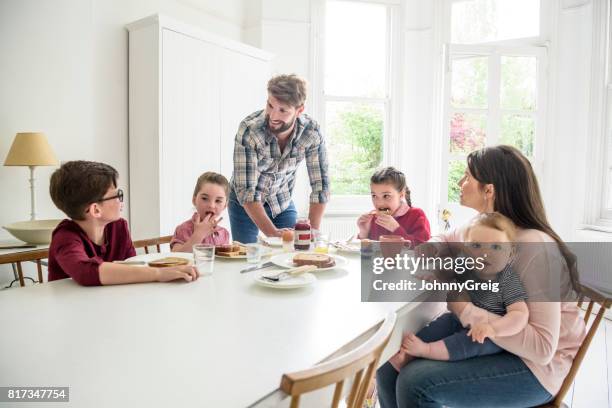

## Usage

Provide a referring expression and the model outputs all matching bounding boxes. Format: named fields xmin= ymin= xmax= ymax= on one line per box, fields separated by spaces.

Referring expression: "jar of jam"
xmin=294 ymin=218 xmax=311 ymax=251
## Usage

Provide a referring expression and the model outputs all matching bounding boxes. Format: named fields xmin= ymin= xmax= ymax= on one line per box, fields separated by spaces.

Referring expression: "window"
xmin=584 ymin=0 xmax=612 ymax=230
xmin=316 ymin=0 xmax=395 ymax=206
xmin=439 ymin=0 xmax=546 ymax=227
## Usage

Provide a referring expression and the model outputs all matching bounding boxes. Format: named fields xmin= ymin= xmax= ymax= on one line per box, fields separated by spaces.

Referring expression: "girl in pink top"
xmin=376 ymin=145 xmax=585 ymax=408
xmin=171 ymin=172 xmax=231 ymax=252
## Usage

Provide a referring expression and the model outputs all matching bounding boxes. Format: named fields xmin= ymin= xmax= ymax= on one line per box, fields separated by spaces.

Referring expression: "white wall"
xmin=0 ymin=0 xmax=246 ymax=286
xmin=0 ymin=0 xmax=245 ymax=241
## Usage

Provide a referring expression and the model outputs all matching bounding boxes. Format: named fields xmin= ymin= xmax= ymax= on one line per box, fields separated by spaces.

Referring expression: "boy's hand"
xmin=155 ymin=265 xmax=198 ymax=282
xmin=374 ymin=214 xmax=400 ymax=232
xmin=468 ymin=323 xmax=496 ymax=343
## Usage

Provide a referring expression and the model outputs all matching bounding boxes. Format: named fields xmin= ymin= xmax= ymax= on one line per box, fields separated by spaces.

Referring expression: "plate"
xmin=260 ymin=236 xmax=283 ymax=247
xmin=126 ymin=252 xmax=193 ymax=265
xmin=269 ymin=252 xmax=349 ymax=271
xmin=253 ymin=270 xmax=316 ymax=289
xmin=331 ymin=240 xmax=361 ymax=254
xmin=216 ymin=246 xmax=278 ymax=260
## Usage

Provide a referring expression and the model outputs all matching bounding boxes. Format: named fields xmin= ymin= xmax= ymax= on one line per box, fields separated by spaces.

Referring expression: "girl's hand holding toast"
xmin=375 ymin=213 xmax=400 ymax=232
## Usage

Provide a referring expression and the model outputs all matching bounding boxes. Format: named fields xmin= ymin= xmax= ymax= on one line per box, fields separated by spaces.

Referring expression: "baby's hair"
xmin=193 ymin=172 xmax=230 ymax=197
xmin=370 ymin=166 xmax=412 ymax=207
xmin=466 ymin=212 xmax=517 ymax=241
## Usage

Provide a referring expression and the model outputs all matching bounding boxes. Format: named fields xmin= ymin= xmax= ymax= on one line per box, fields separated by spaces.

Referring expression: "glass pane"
xmin=326 ymin=101 xmax=384 ymax=195
xmin=607 ymin=168 xmax=612 ymax=210
xmin=450 ymin=112 xmax=487 ymax=154
xmin=448 ymin=160 xmax=467 ymax=203
xmin=451 ymin=56 xmax=488 ymax=108
xmin=501 ymin=56 xmax=537 ymax=110
xmin=325 ymin=1 xmax=387 ymax=97
xmin=451 ymin=0 xmax=540 ymax=44
xmin=500 ymin=114 xmax=535 ymax=157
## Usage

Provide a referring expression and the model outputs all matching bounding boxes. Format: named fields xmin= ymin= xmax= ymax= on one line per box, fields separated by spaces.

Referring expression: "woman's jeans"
xmin=228 ymin=190 xmax=297 ymax=244
xmin=376 ymin=313 xmax=553 ymax=408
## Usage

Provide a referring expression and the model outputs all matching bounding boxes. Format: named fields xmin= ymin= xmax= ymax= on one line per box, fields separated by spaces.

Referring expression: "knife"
xmin=240 ymin=261 xmax=274 ymax=273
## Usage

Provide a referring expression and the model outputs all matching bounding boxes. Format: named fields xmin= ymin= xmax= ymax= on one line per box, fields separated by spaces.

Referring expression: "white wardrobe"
xmin=127 ymin=15 xmax=272 ymax=239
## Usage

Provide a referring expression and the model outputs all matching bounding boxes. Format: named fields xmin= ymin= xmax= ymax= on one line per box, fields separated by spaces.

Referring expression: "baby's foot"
xmin=402 ymin=333 xmax=430 ymax=358
xmin=389 ymin=351 xmax=408 ymax=371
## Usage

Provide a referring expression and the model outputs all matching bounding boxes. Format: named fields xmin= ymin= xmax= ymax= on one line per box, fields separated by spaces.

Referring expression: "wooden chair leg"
xmin=156 ymin=244 xmax=161 ymax=253
xmin=289 ymin=395 xmax=300 ymax=408
xmin=331 ymin=380 xmax=344 ymax=408
xmin=584 ymin=301 xmax=594 ymax=324
xmin=36 ymin=260 xmax=43 ymax=283
xmin=144 ymin=246 xmax=149 ymax=254
xmin=347 ymin=369 xmax=364 ymax=408
xmin=16 ymin=262 xmax=25 ymax=287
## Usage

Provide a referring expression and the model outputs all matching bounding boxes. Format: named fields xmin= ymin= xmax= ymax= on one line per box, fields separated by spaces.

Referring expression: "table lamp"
xmin=2 ymin=132 xmax=62 ymax=244
xmin=4 ymin=132 xmax=59 ymax=220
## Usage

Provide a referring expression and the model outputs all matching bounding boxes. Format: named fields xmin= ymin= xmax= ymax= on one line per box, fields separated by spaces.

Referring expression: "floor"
xmin=562 ymin=315 xmax=611 ymax=408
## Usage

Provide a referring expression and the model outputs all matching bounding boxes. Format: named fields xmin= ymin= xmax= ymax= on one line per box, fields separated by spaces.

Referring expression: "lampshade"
xmin=4 ymin=132 xmax=59 ymax=166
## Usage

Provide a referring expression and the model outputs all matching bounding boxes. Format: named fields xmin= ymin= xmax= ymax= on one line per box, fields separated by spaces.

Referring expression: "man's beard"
xmin=265 ymin=114 xmax=296 ymax=135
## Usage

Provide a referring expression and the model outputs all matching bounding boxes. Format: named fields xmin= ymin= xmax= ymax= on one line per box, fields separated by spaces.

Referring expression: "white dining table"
xmin=0 ymin=251 xmax=443 ymax=407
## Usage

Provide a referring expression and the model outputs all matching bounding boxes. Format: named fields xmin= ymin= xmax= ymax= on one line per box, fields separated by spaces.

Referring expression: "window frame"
xmin=436 ymin=0 xmax=549 ymax=229
xmin=311 ymin=0 xmax=401 ymax=214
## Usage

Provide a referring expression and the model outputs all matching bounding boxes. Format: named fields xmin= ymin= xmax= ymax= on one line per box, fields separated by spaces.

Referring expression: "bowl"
xmin=3 ymin=219 xmax=63 ymax=244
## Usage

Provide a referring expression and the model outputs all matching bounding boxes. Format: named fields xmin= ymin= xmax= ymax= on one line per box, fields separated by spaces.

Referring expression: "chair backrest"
xmin=280 ymin=312 xmax=397 ymax=408
xmin=132 ymin=235 xmax=173 ymax=254
xmin=0 ymin=249 xmax=50 ymax=286
xmin=549 ymin=283 xmax=611 ymax=407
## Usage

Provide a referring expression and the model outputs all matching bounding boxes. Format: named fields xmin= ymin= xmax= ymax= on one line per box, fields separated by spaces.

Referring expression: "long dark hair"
xmin=467 ymin=145 xmax=579 ymax=292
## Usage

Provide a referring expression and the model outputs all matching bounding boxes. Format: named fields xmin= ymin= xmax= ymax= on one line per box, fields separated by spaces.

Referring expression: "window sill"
xmin=575 ymin=225 xmax=612 ymax=241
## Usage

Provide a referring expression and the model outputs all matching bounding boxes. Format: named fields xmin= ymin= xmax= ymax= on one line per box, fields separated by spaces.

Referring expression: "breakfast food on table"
xmin=215 ymin=243 xmax=247 ymax=257
xmin=377 ymin=208 xmax=391 ymax=216
xmin=148 ymin=257 xmax=190 ymax=267
xmin=293 ymin=253 xmax=335 ymax=268
xmin=215 ymin=244 xmax=242 ymax=254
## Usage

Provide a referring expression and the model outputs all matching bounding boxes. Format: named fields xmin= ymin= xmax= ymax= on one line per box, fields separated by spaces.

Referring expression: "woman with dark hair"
xmin=376 ymin=145 xmax=585 ymax=407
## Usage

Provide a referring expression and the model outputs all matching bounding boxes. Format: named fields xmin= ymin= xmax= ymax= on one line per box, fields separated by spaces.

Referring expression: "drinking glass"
xmin=193 ymin=244 xmax=215 ymax=276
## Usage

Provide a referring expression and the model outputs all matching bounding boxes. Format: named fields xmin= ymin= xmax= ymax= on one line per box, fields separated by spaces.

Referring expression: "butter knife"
xmin=240 ymin=261 xmax=274 ymax=273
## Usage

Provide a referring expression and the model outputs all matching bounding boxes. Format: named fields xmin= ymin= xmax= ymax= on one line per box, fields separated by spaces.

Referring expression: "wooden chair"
xmin=132 ymin=235 xmax=172 ymax=254
xmin=0 ymin=249 xmax=50 ymax=287
xmin=280 ymin=312 xmax=396 ymax=408
xmin=538 ymin=283 xmax=611 ymax=408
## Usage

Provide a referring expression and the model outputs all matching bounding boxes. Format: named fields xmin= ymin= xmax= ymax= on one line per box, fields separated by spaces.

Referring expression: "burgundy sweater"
xmin=368 ymin=206 xmax=431 ymax=245
xmin=48 ymin=218 xmax=136 ymax=286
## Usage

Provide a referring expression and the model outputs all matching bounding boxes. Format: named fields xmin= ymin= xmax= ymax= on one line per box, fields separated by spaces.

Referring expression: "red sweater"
xmin=48 ymin=218 xmax=136 ymax=286
xmin=368 ymin=206 xmax=431 ymax=245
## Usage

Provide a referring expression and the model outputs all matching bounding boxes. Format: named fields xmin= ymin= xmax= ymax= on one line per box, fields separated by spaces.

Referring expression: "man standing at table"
xmin=229 ymin=74 xmax=330 ymax=243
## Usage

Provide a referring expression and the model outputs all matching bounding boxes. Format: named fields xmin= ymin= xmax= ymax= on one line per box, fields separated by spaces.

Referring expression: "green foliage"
xmin=448 ymin=160 xmax=466 ymax=203
xmin=328 ymin=104 xmax=383 ymax=195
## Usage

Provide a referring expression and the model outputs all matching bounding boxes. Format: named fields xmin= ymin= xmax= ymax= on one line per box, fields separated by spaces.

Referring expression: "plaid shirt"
xmin=231 ymin=110 xmax=330 ymax=218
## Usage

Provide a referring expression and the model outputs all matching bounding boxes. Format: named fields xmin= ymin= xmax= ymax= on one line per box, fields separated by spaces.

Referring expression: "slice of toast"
xmin=293 ymin=253 xmax=335 ymax=268
xmin=148 ymin=257 xmax=189 ymax=267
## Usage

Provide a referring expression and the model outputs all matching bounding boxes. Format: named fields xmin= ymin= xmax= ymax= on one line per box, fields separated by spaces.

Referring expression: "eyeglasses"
xmin=98 ymin=189 xmax=124 ymax=203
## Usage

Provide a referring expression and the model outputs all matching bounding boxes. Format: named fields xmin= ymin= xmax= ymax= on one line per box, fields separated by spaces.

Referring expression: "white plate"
xmin=216 ymin=247 xmax=279 ymax=260
xmin=253 ymin=271 xmax=316 ymax=289
xmin=260 ymin=236 xmax=283 ymax=247
xmin=126 ymin=252 xmax=193 ymax=265
xmin=332 ymin=241 xmax=361 ymax=254
xmin=269 ymin=252 xmax=349 ymax=271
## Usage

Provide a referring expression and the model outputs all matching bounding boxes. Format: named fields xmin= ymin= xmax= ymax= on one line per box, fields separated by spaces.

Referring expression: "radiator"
xmin=321 ymin=216 xmax=358 ymax=242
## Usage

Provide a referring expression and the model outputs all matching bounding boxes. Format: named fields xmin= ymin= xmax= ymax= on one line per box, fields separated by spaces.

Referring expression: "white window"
xmin=439 ymin=0 xmax=547 ymax=228
xmin=313 ymin=0 xmax=399 ymax=213
xmin=584 ymin=0 xmax=612 ymax=230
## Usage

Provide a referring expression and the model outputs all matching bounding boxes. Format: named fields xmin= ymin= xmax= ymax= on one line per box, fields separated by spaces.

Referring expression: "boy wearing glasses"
xmin=48 ymin=160 xmax=198 ymax=286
